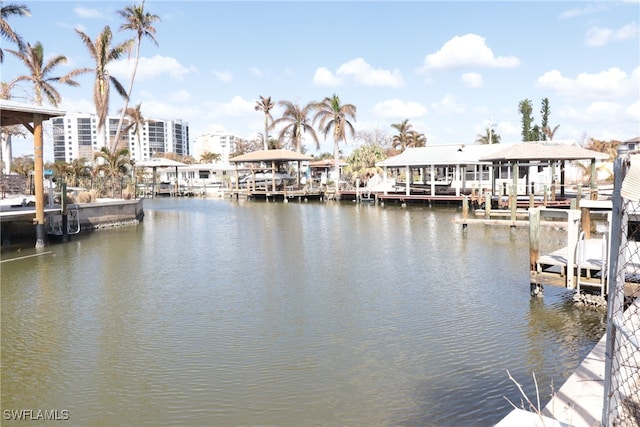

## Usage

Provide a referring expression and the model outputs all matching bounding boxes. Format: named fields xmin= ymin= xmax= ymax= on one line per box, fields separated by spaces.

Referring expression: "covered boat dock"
xmin=0 ymin=100 xmax=66 ymax=247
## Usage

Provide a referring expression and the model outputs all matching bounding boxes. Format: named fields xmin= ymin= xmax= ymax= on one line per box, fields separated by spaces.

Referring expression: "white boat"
xmin=238 ymin=172 xmax=293 ymax=188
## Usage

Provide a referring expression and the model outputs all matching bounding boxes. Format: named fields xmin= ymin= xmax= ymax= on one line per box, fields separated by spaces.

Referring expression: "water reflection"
xmin=1 ymin=199 xmax=605 ymax=426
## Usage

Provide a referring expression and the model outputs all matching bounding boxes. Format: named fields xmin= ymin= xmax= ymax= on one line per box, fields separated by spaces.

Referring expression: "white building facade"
xmin=192 ymin=129 xmax=238 ymax=164
xmin=52 ymin=113 xmax=189 ymax=163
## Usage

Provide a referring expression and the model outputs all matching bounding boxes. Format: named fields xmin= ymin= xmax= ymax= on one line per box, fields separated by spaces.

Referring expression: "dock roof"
xmin=0 ymin=99 xmax=65 ymax=128
xmin=377 ymin=143 xmax=506 ymax=168
xmin=479 ymin=141 xmax=610 ymax=162
xmin=229 ymin=149 xmax=312 ymax=163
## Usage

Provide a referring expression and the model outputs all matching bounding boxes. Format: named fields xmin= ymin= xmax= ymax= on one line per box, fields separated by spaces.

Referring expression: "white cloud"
xmin=313 ymin=58 xmax=403 ymax=88
xmin=462 ymin=72 xmax=483 ymax=88
xmin=73 ymin=7 xmax=104 ymax=19
xmin=109 ymin=55 xmax=192 ymax=81
xmin=585 ymin=22 xmax=640 ymax=46
xmin=313 ymin=67 xmax=342 ymax=87
xmin=169 ymin=90 xmax=191 ymax=103
xmin=431 ymin=94 xmax=465 ymax=114
xmin=250 ymin=67 xmax=264 ymax=78
xmin=216 ymin=96 xmax=256 ymax=117
xmin=536 ymin=67 xmax=634 ymax=101
xmin=336 ymin=58 xmax=404 ymax=88
xmin=372 ymin=99 xmax=427 ymax=119
xmin=423 ymin=34 xmax=520 ymax=70
xmin=132 ymin=99 xmax=199 ymax=122
xmin=628 ymin=99 xmax=640 ymax=120
xmin=213 ymin=70 xmax=233 ymax=83
xmin=559 ymin=3 xmax=609 ymax=19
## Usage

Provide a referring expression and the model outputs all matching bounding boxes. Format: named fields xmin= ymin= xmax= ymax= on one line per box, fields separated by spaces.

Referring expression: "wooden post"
xmin=543 ymin=185 xmax=548 ymax=206
xmin=484 ymin=191 xmax=491 ymax=219
xmin=462 ymin=195 xmax=468 ymax=230
xmin=61 ymin=181 xmax=69 ymax=242
xmin=590 ymin=159 xmax=597 ymax=200
xmin=33 ymin=114 xmax=46 ymax=248
xmin=565 ymin=209 xmax=581 ymax=290
xmin=510 ymin=184 xmax=517 ymax=223
xmin=581 ymin=207 xmax=591 ymax=239
xmin=529 ymin=208 xmax=542 ymax=296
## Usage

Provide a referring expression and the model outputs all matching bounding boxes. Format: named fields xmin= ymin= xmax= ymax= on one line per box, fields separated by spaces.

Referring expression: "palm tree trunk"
xmin=263 ymin=116 xmax=269 ymax=150
xmin=1 ymin=132 xmax=12 ymax=175
xmin=112 ymin=40 xmax=141 ymax=151
xmin=334 ymin=139 xmax=340 ymax=194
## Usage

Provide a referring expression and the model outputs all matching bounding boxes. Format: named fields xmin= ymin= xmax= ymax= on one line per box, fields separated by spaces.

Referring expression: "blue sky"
xmin=5 ymin=0 xmax=640 ymax=160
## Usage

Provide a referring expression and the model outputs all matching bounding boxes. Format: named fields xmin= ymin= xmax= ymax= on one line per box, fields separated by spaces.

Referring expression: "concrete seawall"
xmin=1 ymin=198 xmax=144 ymax=249
xmin=71 ymin=198 xmax=144 ymax=231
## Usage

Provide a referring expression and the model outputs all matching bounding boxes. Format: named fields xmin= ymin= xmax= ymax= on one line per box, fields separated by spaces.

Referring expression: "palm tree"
xmin=271 ymin=100 xmax=320 ymax=153
xmin=6 ymin=41 xmax=83 ymax=106
xmin=542 ymin=125 xmax=560 ymax=141
xmin=68 ymin=157 xmax=90 ymax=187
xmin=391 ymin=119 xmax=413 ymax=153
xmin=346 ymin=144 xmax=387 ymax=183
xmin=76 ymin=26 xmax=132 ymax=150
xmin=200 ymin=151 xmax=220 ymax=163
xmin=120 ymin=102 xmax=146 ymax=160
xmin=255 ymin=95 xmax=274 ymax=150
xmin=313 ymin=94 xmax=356 ymax=192
xmin=112 ymin=1 xmax=160 ymax=152
xmin=476 ymin=126 xmax=501 ymax=144
xmin=407 ymin=130 xmax=427 ymax=148
xmin=0 ymin=2 xmax=30 ymax=63
xmin=48 ymin=160 xmax=71 ymax=187
xmin=94 ymin=146 xmax=131 ymax=198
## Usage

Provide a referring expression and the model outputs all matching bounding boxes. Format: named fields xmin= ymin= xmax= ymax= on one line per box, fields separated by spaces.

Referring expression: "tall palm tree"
xmin=76 ymin=26 xmax=132 ymax=151
xmin=313 ymin=93 xmax=356 ymax=192
xmin=391 ymin=119 xmax=413 ymax=153
xmin=94 ymin=146 xmax=131 ymax=198
xmin=112 ymin=1 xmax=160 ymax=151
xmin=120 ymin=102 xmax=146 ymax=160
xmin=0 ymin=2 xmax=30 ymax=63
xmin=255 ymin=95 xmax=274 ymax=150
xmin=271 ymin=100 xmax=320 ymax=153
xmin=6 ymin=41 xmax=83 ymax=106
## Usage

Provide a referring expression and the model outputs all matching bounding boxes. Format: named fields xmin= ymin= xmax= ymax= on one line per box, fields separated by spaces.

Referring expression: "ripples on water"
xmin=1 ymin=198 xmax=605 ymax=426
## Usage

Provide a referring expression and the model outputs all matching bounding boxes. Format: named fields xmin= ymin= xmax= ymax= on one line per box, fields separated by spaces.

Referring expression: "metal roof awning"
xmin=479 ymin=141 xmax=610 ymax=162
xmin=229 ymin=149 xmax=313 ymax=163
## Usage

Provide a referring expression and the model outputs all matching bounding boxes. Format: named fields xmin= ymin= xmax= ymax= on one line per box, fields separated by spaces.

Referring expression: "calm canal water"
xmin=1 ymin=198 xmax=605 ymax=426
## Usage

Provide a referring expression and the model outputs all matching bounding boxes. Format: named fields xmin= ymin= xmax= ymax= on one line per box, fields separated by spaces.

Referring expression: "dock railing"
xmin=602 ymin=145 xmax=640 ymax=426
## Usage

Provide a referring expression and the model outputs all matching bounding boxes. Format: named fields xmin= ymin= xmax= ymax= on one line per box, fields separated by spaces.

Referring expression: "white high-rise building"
xmin=52 ymin=113 xmax=189 ymax=163
xmin=192 ymin=128 xmax=238 ymax=164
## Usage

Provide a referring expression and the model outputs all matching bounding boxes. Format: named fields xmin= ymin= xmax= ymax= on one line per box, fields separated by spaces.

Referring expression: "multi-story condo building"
xmin=52 ymin=113 xmax=189 ymax=163
xmin=192 ymin=128 xmax=239 ymax=164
